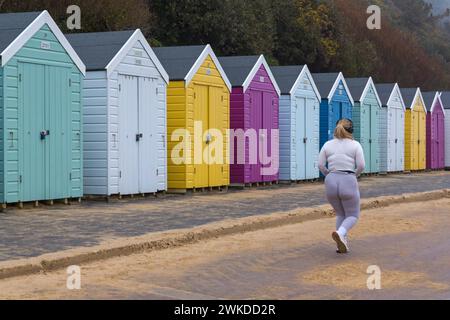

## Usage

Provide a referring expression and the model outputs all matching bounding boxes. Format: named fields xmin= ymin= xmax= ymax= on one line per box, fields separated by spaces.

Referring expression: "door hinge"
xmin=69 ymin=79 xmax=72 ymax=87
xmin=221 ymin=95 xmax=224 ymax=102
xmin=156 ymin=87 xmax=159 ymax=95
xmin=156 ymin=169 xmax=159 ymax=176
xmin=119 ymin=171 xmax=122 ymax=178
xmin=119 ymin=84 xmax=121 ymax=92
xmin=19 ymin=74 xmax=22 ymax=82
xmin=194 ymin=92 xmax=196 ymax=99
xmin=19 ymin=175 xmax=22 ymax=183
xmin=69 ymin=173 xmax=72 ymax=180
xmin=194 ymin=167 xmax=196 ymax=174
xmin=221 ymin=166 xmax=224 ymax=173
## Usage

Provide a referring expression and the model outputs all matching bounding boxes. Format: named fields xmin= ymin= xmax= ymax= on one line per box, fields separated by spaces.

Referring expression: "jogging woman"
xmin=318 ymin=119 xmax=365 ymax=254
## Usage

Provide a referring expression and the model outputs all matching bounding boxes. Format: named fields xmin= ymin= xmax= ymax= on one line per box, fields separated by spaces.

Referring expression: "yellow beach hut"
xmin=154 ymin=45 xmax=231 ymax=192
xmin=402 ymin=88 xmax=427 ymax=171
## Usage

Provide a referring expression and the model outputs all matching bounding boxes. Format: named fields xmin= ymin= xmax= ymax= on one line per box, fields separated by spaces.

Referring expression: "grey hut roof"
xmin=311 ymin=73 xmax=340 ymax=98
xmin=218 ymin=55 xmax=260 ymax=87
xmin=65 ymin=31 xmax=135 ymax=70
xmin=153 ymin=45 xmax=207 ymax=81
xmin=375 ymin=83 xmax=396 ymax=106
xmin=440 ymin=92 xmax=450 ymax=109
xmin=421 ymin=92 xmax=438 ymax=111
xmin=401 ymin=88 xmax=419 ymax=107
xmin=346 ymin=78 xmax=370 ymax=102
xmin=271 ymin=65 xmax=305 ymax=94
xmin=0 ymin=11 xmax=41 ymax=54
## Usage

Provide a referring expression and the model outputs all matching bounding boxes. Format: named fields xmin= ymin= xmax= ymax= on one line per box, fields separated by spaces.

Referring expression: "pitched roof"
xmin=311 ymin=72 xmax=340 ymax=97
xmin=440 ymin=91 xmax=450 ymax=109
xmin=346 ymin=78 xmax=370 ymax=102
xmin=218 ymin=55 xmax=260 ymax=87
xmin=375 ymin=83 xmax=396 ymax=106
xmin=401 ymin=88 xmax=419 ymax=107
xmin=271 ymin=65 xmax=305 ymax=94
xmin=153 ymin=45 xmax=207 ymax=81
xmin=65 ymin=31 xmax=135 ymax=70
xmin=421 ymin=92 xmax=438 ymax=111
xmin=0 ymin=11 xmax=41 ymax=53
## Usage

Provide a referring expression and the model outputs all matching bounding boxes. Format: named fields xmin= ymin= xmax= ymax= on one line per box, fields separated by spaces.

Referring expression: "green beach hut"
xmin=0 ymin=11 xmax=86 ymax=206
xmin=347 ymin=77 xmax=382 ymax=174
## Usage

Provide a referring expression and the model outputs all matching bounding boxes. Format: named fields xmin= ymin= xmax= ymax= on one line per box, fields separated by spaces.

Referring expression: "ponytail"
xmin=334 ymin=119 xmax=353 ymax=140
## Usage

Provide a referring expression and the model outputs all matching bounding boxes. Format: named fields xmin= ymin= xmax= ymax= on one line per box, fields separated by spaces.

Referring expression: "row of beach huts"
xmin=0 ymin=11 xmax=449 ymax=206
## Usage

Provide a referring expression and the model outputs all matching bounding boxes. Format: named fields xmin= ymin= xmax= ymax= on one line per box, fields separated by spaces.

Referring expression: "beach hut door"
xmin=138 ymin=77 xmax=158 ymax=192
xmin=295 ymin=97 xmax=307 ymax=180
xmin=19 ymin=62 xmax=71 ymax=202
xmin=119 ymin=75 xmax=140 ymax=195
xmin=119 ymin=75 xmax=158 ymax=194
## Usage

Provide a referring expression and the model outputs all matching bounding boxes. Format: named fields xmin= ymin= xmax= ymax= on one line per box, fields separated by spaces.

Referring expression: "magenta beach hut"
xmin=219 ymin=55 xmax=281 ymax=185
xmin=423 ymin=92 xmax=446 ymax=169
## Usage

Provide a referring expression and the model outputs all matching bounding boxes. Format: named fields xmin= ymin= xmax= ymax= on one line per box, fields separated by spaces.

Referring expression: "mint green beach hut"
xmin=347 ymin=77 xmax=382 ymax=174
xmin=0 ymin=11 xmax=86 ymax=206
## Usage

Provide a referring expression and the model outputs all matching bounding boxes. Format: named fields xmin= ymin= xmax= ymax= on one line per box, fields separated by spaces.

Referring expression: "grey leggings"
xmin=325 ymin=172 xmax=361 ymax=235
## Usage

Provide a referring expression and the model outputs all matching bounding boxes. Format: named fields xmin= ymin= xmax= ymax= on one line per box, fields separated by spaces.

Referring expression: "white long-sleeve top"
xmin=318 ymin=138 xmax=366 ymax=176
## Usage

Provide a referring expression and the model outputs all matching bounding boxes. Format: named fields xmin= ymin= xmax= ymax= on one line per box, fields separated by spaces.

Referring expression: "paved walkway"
xmin=0 ymin=172 xmax=449 ymax=262
xmin=2 ymin=198 xmax=450 ymax=299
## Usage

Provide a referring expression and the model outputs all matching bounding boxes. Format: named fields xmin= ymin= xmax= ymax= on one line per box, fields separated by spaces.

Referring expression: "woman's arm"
xmin=355 ymin=143 xmax=366 ymax=176
xmin=318 ymin=145 xmax=329 ymax=176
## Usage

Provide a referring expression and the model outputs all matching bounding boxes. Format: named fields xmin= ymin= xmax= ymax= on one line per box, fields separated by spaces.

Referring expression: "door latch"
xmin=395 ymin=138 xmax=398 ymax=144
xmin=40 ymin=130 xmax=50 ymax=140
xmin=205 ymin=133 xmax=212 ymax=144
xmin=303 ymin=137 xmax=308 ymax=144
xmin=136 ymin=133 xmax=143 ymax=141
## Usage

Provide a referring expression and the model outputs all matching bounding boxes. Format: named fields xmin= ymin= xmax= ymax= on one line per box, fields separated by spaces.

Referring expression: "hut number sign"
xmin=40 ymin=41 xmax=51 ymax=50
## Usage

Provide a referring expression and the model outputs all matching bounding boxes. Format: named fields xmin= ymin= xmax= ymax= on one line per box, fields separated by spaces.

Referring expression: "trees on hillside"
xmin=1 ymin=0 xmax=450 ymax=88
xmin=0 ymin=0 xmax=152 ymax=33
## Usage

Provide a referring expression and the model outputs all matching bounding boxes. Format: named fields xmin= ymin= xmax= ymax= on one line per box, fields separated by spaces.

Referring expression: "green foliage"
xmin=272 ymin=0 xmax=338 ymax=69
xmin=149 ymin=0 xmax=276 ymax=57
xmin=2 ymin=0 xmax=450 ymax=88
xmin=0 ymin=0 xmax=152 ymax=33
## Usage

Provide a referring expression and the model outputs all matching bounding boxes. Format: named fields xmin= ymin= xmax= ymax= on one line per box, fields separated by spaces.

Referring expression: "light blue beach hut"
xmin=271 ymin=65 xmax=321 ymax=181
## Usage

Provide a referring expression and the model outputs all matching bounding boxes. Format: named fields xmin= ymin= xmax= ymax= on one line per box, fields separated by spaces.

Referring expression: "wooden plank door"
xmin=295 ymin=97 xmax=306 ymax=180
xmin=193 ymin=85 xmax=209 ymax=188
xmin=208 ymin=86 xmax=224 ymax=187
xmin=418 ymin=111 xmax=426 ymax=169
xmin=388 ymin=108 xmax=396 ymax=171
xmin=250 ymin=90 xmax=263 ymax=183
xmin=411 ymin=111 xmax=419 ymax=170
xmin=396 ymin=109 xmax=404 ymax=171
xmin=262 ymin=92 xmax=275 ymax=182
xmin=438 ymin=112 xmax=445 ymax=167
xmin=19 ymin=62 xmax=46 ymax=202
xmin=305 ymin=98 xmax=316 ymax=179
xmin=118 ymin=74 xmax=140 ymax=195
xmin=330 ymin=101 xmax=341 ymax=141
xmin=370 ymin=104 xmax=379 ymax=172
xmin=138 ymin=77 xmax=158 ymax=193
xmin=361 ymin=104 xmax=371 ymax=173
xmin=46 ymin=65 xmax=71 ymax=199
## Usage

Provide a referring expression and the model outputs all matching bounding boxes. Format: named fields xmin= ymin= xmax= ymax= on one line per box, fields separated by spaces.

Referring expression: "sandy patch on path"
xmin=301 ymin=261 xmax=449 ymax=291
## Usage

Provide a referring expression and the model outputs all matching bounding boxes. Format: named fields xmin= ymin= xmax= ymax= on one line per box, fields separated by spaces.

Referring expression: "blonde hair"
xmin=334 ymin=119 xmax=353 ymax=140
